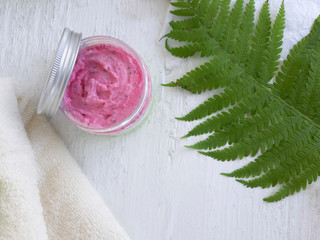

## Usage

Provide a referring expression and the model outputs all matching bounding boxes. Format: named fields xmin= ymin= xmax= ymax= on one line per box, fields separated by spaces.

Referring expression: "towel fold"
xmin=0 ymin=78 xmax=130 ymax=240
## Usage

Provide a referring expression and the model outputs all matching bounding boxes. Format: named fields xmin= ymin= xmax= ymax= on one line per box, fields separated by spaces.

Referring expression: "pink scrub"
xmin=63 ymin=44 xmax=144 ymax=128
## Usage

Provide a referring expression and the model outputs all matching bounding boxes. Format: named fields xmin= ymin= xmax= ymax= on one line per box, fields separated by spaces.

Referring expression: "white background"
xmin=1 ymin=0 xmax=320 ymax=239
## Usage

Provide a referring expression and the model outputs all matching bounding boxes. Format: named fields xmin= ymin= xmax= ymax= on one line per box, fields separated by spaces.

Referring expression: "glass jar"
xmin=37 ymin=28 xmax=152 ymax=135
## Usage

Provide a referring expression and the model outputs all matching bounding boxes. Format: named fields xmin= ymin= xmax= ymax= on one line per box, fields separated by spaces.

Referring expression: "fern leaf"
xmin=190 ymin=0 xmax=200 ymax=8
xmin=182 ymin=106 xmax=245 ymax=138
xmin=223 ymin=124 xmax=314 ymax=178
xmin=264 ymin=157 xmax=320 ymax=202
xmin=186 ymin=95 xmax=281 ymax=143
xmin=171 ymin=1 xmax=191 ymax=8
xmin=177 ymin=77 xmax=254 ymax=120
xmin=258 ymin=1 xmax=285 ymax=84
xmin=163 ymin=54 xmax=238 ymax=93
xmin=246 ymin=1 xmax=272 ymax=79
xmin=165 ymin=38 xmax=220 ymax=58
xmin=273 ymin=18 xmax=320 ymax=101
xmin=199 ymin=115 xmax=301 ymax=160
xmin=298 ymin=48 xmax=320 ymax=122
xmin=233 ymin=0 xmax=255 ymax=64
xmin=164 ymin=0 xmax=320 ymax=202
xmin=198 ymin=39 xmax=221 ymax=57
xmin=203 ymin=0 xmax=222 ymax=28
xmin=210 ymin=0 xmax=231 ymax=42
xmin=182 ymin=87 xmax=273 ymax=137
xmin=165 ymin=39 xmax=200 ymax=58
xmin=252 ymin=136 xmax=320 ymax=201
xmin=169 ymin=17 xmax=200 ymax=30
xmin=170 ymin=8 xmax=195 ymax=17
xmin=221 ymin=0 xmax=245 ymax=52
xmin=238 ymin=134 xmax=320 ymax=189
xmin=165 ymin=27 xmax=209 ymax=43
xmin=198 ymin=0 xmax=211 ymax=18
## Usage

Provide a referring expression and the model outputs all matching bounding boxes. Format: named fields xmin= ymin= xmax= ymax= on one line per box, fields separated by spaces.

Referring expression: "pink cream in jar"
xmin=37 ymin=29 xmax=152 ymax=135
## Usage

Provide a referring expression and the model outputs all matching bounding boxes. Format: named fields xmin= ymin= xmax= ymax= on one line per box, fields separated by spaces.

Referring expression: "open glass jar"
xmin=37 ymin=28 xmax=152 ymax=135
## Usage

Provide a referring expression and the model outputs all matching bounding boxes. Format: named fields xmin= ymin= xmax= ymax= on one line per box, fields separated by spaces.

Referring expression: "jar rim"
xmin=60 ymin=35 xmax=151 ymax=134
xmin=37 ymin=28 xmax=82 ymax=118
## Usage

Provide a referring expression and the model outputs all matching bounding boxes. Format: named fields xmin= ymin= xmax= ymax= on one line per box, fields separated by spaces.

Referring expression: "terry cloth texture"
xmin=0 ymin=77 xmax=130 ymax=240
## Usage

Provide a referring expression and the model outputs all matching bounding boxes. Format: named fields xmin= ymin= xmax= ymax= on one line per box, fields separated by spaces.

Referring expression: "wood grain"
xmin=1 ymin=0 xmax=320 ymax=239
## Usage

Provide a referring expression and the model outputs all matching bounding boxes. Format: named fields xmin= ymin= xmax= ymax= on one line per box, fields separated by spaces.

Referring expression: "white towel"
xmin=0 ymin=77 xmax=130 ymax=240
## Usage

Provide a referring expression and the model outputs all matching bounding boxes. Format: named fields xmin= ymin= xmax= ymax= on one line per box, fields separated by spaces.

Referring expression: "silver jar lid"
xmin=37 ymin=28 xmax=82 ymax=118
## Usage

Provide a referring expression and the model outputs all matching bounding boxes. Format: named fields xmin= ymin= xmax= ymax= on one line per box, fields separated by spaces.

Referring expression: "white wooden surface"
xmin=2 ymin=0 xmax=320 ymax=239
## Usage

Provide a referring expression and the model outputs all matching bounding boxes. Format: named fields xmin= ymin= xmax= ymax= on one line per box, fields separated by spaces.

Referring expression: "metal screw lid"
xmin=37 ymin=28 xmax=82 ymax=118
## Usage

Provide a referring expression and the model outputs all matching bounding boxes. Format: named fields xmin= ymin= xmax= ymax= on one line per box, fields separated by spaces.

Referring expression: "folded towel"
xmin=0 ymin=77 xmax=130 ymax=240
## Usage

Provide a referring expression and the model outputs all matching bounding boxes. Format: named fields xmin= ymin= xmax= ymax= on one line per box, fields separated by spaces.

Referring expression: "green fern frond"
xmin=273 ymin=18 xmax=320 ymax=102
xmin=203 ymin=0 xmax=222 ymax=28
xmin=233 ymin=0 xmax=255 ymax=64
xmin=188 ymin=99 xmax=286 ymax=151
xmin=170 ymin=8 xmax=195 ymax=17
xmin=264 ymin=155 xmax=320 ymax=202
xmin=182 ymin=106 xmax=245 ymax=138
xmin=246 ymin=1 xmax=272 ymax=79
xmin=165 ymin=39 xmax=200 ymax=58
xmin=200 ymin=116 xmax=302 ymax=161
xmin=171 ymin=1 xmax=191 ymax=8
xmin=198 ymin=0 xmax=211 ymax=18
xmin=177 ymin=77 xmax=255 ymax=120
xmin=246 ymin=136 xmax=320 ymax=201
xmin=165 ymin=39 xmax=220 ymax=58
xmin=169 ymin=17 xmax=200 ymax=30
xmin=298 ymin=48 xmax=320 ymax=122
xmin=223 ymin=124 xmax=314 ymax=178
xmin=221 ymin=0 xmax=244 ymax=52
xmin=210 ymin=0 xmax=231 ymax=42
xmin=238 ymin=136 xmax=320 ymax=189
xmin=165 ymin=27 xmax=209 ymax=43
xmin=258 ymin=1 xmax=285 ymax=84
xmin=164 ymin=0 xmax=320 ymax=202
xmin=190 ymin=0 xmax=200 ymax=8
xmin=163 ymin=54 xmax=241 ymax=93
xmin=182 ymin=88 xmax=273 ymax=138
